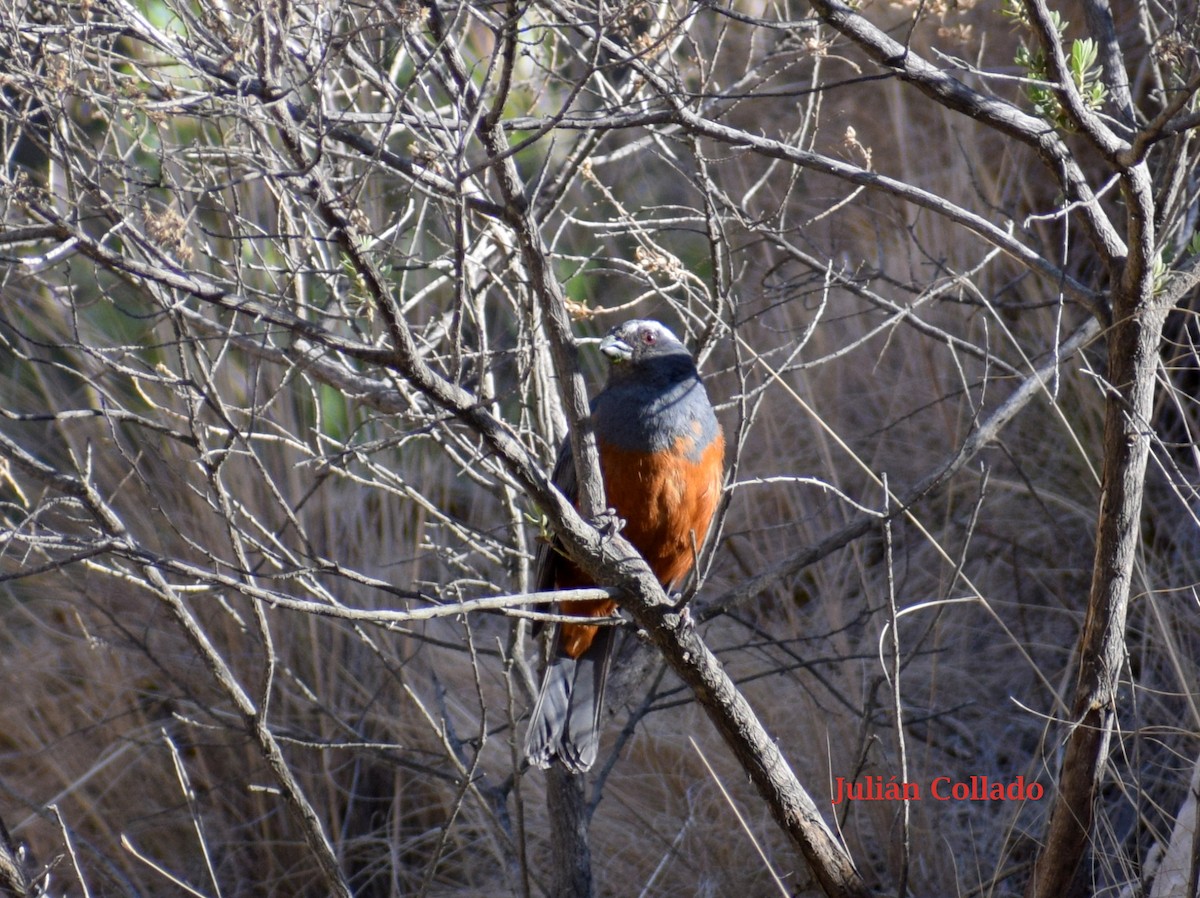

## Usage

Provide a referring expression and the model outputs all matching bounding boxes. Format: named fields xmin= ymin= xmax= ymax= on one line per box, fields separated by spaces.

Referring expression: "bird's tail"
xmin=524 ymin=628 xmax=614 ymax=774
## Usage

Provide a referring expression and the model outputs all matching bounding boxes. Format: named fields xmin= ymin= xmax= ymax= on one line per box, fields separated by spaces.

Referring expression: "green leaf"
xmin=1071 ymin=39 xmax=1098 ymax=78
xmin=1000 ymin=0 xmax=1028 ymax=25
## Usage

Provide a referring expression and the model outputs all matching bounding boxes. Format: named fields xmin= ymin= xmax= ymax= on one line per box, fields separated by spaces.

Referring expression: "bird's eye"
xmin=642 ymin=330 xmax=656 ymax=344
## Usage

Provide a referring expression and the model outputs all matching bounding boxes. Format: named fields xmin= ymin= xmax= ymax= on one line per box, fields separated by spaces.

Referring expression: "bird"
xmin=524 ymin=319 xmax=725 ymax=773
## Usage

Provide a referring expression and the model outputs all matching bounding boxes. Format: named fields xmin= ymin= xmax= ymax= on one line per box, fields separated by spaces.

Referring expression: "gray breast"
xmin=592 ymin=375 xmax=718 ymax=461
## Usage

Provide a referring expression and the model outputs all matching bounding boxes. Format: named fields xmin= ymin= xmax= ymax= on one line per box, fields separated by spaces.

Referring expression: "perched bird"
xmin=524 ymin=319 xmax=725 ymax=773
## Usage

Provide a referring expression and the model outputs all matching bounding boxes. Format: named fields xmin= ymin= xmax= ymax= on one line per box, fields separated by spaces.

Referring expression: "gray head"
xmin=598 ymin=320 xmax=695 ymax=388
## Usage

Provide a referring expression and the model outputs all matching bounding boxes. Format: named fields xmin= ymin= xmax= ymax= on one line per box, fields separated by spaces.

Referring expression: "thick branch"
xmin=0 ymin=811 xmax=34 ymax=898
xmin=1025 ymin=164 xmax=1164 ymax=898
xmin=1023 ymin=0 xmax=1127 ymax=159
xmin=806 ymin=0 xmax=1128 ymax=274
xmin=1080 ymin=0 xmax=1137 ymax=128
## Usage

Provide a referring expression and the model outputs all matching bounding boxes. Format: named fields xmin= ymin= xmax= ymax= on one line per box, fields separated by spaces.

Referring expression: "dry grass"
xmin=2 ymin=0 xmax=1198 ymax=896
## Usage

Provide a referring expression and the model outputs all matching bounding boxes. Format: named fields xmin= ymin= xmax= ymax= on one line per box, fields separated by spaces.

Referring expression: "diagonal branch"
xmin=806 ymin=0 xmax=1128 ymax=272
xmin=1080 ymin=0 xmax=1137 ymax=128
xmin=534 ymin=0 xmax=1112 ymax=320
xmin=704 ymin=315 xmax=1102 ymax=616
xmin=1022 ymin=0 xmax=1128 ymax=159
xmin=0 ymin=430 xmax=355 ymax=898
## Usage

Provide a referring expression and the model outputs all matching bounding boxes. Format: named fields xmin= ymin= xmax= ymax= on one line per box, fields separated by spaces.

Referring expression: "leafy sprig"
xmin=1004 ymin=1 xmax=1108 ymax=130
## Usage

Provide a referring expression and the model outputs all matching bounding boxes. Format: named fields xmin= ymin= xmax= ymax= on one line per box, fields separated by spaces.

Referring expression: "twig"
xmin=689 ymin=737 xmax=792 ymax=898
xmin=880 ymin=476 xmax=910 ymax=898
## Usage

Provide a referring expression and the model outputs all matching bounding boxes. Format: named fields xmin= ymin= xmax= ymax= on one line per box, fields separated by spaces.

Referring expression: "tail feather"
xmin=524 ymin=629 xmax=614 ymax=773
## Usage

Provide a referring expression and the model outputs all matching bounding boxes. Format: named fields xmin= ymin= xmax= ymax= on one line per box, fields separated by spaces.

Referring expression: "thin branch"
xmin=705 ymin=315 xmax=1102 ymax=615
xmin=807 ymin=0 xmax=1128 ymax=272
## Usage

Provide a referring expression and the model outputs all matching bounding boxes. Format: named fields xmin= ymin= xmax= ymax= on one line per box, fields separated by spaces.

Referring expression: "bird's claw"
xmin=594 ymin=507 xmax=625 ymax=543
xmin=669 ymin=593 xmax=695 ymax=631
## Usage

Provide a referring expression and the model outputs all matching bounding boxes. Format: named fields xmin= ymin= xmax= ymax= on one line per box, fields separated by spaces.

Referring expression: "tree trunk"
xmin=1026 ymin=168 xmax=1168 ymax=897
xmin=546 ymin=767 xmax=592 ymax=898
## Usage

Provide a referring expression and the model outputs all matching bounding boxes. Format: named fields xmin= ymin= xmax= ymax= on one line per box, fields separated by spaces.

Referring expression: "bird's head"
xmin=598 ymin=320 xmax=691 ymax=369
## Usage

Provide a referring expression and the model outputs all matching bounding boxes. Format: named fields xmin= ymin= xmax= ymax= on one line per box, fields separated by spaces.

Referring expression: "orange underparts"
xmin=555 ymin=429 xmax=725 ymax=660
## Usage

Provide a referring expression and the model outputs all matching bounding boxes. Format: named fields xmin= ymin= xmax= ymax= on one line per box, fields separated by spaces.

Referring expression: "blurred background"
xmin=1 ymin=0 xmax=1199 ymax=895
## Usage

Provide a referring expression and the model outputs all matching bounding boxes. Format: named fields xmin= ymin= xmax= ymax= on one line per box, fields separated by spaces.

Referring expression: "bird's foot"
xmin=668 ymin=593 xmax=695 ymax=632
xmin=593 ymin=507 xmax=625 ymax=543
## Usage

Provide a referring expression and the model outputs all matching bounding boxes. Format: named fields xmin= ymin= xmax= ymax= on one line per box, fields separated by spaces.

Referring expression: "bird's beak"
xmin=599 ymin=333 xmax=633 ymax=362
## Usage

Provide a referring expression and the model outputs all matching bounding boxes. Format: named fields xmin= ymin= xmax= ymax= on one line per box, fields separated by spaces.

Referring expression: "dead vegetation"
xmin=1 ymin=0 xmax=1200 ymax=895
